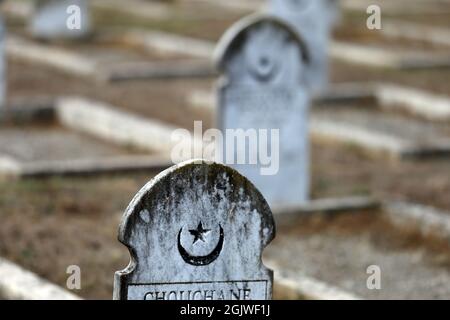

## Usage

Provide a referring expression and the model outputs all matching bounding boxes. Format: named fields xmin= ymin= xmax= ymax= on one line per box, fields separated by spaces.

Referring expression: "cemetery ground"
xmin=3 ymin=59 xmax=450 ymax=209
xmin=1 ymin=0 xmax=450 ymax=300
xmin=2 ymin=170 xmax=450 ymax=299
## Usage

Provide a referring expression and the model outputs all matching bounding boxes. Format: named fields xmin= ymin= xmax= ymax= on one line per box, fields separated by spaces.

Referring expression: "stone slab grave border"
xmin=202 ymin=0 xmax=450 ymax=16
xmin=274 ymin=198 xmax=450 ymax=245
xmin=267 ymin=259 xmax=362 ymax=300
xmin=6 ymin=34 xmax=216 ymax=82
xmin=330 ymin=42 xmax=450 ymax=70
xmin=198 ymin=0 xmax=265 ymax=14
xmin=187 ymin=82 xmax=450 ymax=159
xmin=0 ymin=248 xmax=361 ymax=301
xmin=8 ymin=15 xmax=449 ymax=83
xmin=117 ymin=29 xmax=450 ymax=70
xmin=272 ymin=198 xmax=450 ymax=300
xmin=312 ymin=84 xmax=450 ymax=159
xmin=0 ymin=97 xmax=184 ymax=179
xmin=1 ymin=198 xmax=448 ymax=300
xmin=0 ymin=257 xmax=80 ymax=300
xmin=6 ymin=1 xmax=450 ymax=75
xmin=92 ymin=0 xmax=172 ymax=20
xmin=2 ymin=0 xmax=216 ymax=81
xmin=381 ymin=20 xmax=450 ymax=47
xmin=6 ymin=36 xmax=97 ymax=78
xmin=341 ymin=0 xmax=450 ymax=15
xmin=2 ymin=0 xmax=172 ymax=21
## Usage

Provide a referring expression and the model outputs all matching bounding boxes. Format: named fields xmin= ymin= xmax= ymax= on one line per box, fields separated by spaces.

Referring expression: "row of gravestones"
xmin=0 ymin=0 xmax=336 ymax=217
xmin=0 ymin=0 xmax=337 ymax=108
xmin=0 ymin=0 xmax=91 ymax=110
xmin=113 ymin=2 xmax=340 ymax=300
xmin=0 ymin=1 xmax=338 ymax=300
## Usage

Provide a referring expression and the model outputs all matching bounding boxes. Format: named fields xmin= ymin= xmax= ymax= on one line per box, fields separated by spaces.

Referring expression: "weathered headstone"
xmin=268 ymin=0 xmax=339 ymax=94
xmin=114 ymin=160 xmax=275 ymax=300
xmin=30 ymin=0 xmax=91 ymax=40
xmin=215 ymin=14 xmax=310 ymax=207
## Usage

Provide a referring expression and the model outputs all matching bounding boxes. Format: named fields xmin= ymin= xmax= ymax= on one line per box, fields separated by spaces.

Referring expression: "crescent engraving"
xmin=177 ymin=225 xmax=224 ymax=266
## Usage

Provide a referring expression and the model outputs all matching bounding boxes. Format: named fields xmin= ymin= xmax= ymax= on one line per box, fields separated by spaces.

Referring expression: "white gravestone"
xmin=30 ymin=0 xmax=91 ymax=40
xmin=268 ymin=0 xmax=338 ymax=94
xmin=114 ymin=160 xmax=275 ymax=300
xmin=215 ymin=14 xmax=311 ymax=207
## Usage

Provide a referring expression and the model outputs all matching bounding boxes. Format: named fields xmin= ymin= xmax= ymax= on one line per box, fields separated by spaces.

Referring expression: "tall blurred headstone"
xmin=0 ymin=13 xmax=6 ymax=109
xmin=268 ymin=0 xmax=338 ymax=94
xmin=114 ymin=160 xmax=275 ymax=300
xmin=30 ymin=0 xmax=91 ymax=40
xmin=215 ymin=15 xmax=311 ymax=207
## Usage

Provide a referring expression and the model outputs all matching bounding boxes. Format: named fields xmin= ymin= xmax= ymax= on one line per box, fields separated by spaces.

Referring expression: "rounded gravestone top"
xmin=114 ymin=160 xmax=276 ymax=300
xmin=214 ymin=13 xmax=309 ymax=72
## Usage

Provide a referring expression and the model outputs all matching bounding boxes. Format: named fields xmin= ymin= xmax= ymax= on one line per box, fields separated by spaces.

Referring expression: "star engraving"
xmin=189 ymin=222 xmax=210 ymax=244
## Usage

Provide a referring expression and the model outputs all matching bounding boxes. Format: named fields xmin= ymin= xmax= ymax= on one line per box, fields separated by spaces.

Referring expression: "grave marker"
xmin=215 ymin=14 xmax=311 ymax=207
xmin=268 ymin=0 xmax=338 ymax=93
xmin=0 ymin=13 xmax=6 ymax=109
xmin=113 ymin=160 xmax=275 ymax=300
xmin=30 ymin=0 xmax=91 ymax=40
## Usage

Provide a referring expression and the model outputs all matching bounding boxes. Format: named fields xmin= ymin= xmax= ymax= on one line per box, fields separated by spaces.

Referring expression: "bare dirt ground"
xmin=0 ymin=175 xmax=142 ymax=299
xmin=268 ymin=211 xmax=450 ymax=299
xmin=1 ymin=174 xmax=449 ymax=299
xmin=7 ymin=59 xmax=214 ymax=129
xmin=92 ymin=1 xmax=245 ymax=42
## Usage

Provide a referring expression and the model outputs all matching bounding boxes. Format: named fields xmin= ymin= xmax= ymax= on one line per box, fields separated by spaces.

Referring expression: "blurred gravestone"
xmin=215 ymin=14 xmax=310 ymax=207
xmin=268 ymin=0 xmax=338 ymax=94
xmin=30 ymin=0 xmax=91 ymax=40
xmin=0 ymin=13 xmax=5 ymax=109
xmin=114 ymin=160 xmax=275 ymax=300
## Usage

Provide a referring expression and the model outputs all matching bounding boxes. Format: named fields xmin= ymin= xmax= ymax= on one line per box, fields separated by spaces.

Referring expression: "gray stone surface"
xmin=0 ymin=98 xmax=191 ymax=179
xmin=312 ymin=104 xmax=450 ymax=158
xmin=215 ymin=14 xmax=311 ymax=207
xmin=57 ymin=97 xmax=198 ymax=154
xmin=6 ymin=36 xmax=96 ymax=77
xmin=0 ymin=257 xmax=80 ymax=300
xmin=383 ymin=201 xmax=450 ymax=243
xmin=30 ymin=0 xmax=91 ymax=40
xmin=114 ymin=160 xmax=275 ymax=300
xmin=0 ymin=15 xmax=5 ymax=109
xmin=330 ymin=41 xmax=450 ymax=70
xmin=375 ymin=84 xmax=450 ymax=121
xmin=0 ymin=125 xmax=145 ymax=163
xmin=266 ymin=258 xmax=361 ymax=300
xmin=381 ymin=20 xmax=450 ymax=47
xmin=268 ymin=0 xmax=338 ymax=94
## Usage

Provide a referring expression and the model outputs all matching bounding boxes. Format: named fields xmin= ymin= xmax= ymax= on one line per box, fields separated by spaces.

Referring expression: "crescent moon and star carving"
xmin=177 ymin=222 xmax=224 ymax=266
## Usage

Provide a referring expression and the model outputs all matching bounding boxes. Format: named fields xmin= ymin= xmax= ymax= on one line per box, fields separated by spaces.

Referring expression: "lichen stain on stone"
xmin=114 ymin=160 xmax=276 ymax=300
